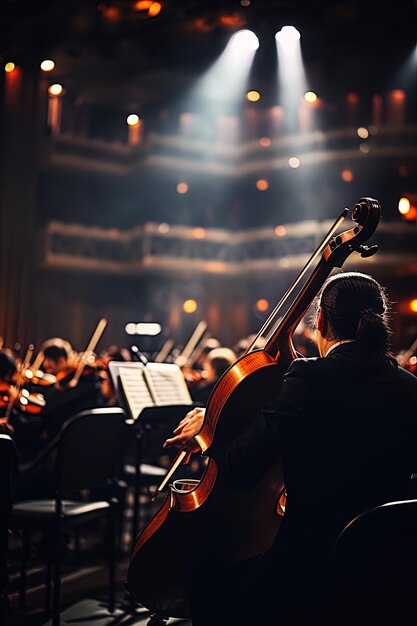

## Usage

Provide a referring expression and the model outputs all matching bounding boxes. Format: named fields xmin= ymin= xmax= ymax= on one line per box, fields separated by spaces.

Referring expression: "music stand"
xmin=108 ymin=361 xmax=195 ymax=550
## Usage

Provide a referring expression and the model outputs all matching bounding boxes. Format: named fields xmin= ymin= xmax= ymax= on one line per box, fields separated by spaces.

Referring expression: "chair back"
xmin=330 ymin=499 xmax=417 ymax=623
xmin=0 ymin=435 xmax=17 ymax=588
xmin=56 ymin=407 xmax=126 ymax=493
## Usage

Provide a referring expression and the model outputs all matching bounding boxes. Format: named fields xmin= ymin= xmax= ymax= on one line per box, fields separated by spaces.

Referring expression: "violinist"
xmin=41 ymin=339 xmax=74 ymax=379
xmin=163 ymin=271 xmax=417 ymax=626
xmin=188 ymin=346 xmax=237 ymax=406
xmin=36 ymin=337 xmax=106 ymax=443
xmin=11 ymin=336 xmax=108 ymax=502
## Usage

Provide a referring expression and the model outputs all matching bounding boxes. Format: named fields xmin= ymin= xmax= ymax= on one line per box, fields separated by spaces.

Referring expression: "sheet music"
xmin=118 ymin=364 xmax=153 ymax=421
xmin=116 ymin=362 xmax=192 ymax=421
xmin=144 ymin=363 xmax=193 ymax=407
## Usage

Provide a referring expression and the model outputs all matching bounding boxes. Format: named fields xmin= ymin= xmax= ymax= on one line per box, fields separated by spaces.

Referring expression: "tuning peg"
xmin=358 ymin=244 xmax=378 ymax=258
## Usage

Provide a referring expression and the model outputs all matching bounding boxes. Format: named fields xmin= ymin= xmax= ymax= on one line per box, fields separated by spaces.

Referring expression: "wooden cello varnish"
xmin=126 ymin=198 xmax=381 ymax=619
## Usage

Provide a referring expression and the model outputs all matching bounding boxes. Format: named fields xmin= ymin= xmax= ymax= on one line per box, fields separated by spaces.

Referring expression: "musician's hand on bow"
xmin=163 ymin=407 xmax=205 ymax=464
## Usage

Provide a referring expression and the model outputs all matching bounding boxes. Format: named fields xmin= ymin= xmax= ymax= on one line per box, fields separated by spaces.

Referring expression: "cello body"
xmin=126 ymin=197 xmax=381 ymax=619
xmin=126 ymin=348 xmax=290 ymax=617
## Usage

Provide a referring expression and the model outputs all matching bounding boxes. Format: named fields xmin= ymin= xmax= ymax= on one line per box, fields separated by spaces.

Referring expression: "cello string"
xmin=153 ymin=210 xmax=350 ymax=495
xmin=246 ymin=208 xmax=349 ymax=354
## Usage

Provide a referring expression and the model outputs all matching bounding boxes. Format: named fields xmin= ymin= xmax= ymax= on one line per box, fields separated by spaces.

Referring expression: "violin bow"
xmin=68 ymin=318 xmax=108 ymax=388
xmin=174 ymin=321 xmax=208 ymax=369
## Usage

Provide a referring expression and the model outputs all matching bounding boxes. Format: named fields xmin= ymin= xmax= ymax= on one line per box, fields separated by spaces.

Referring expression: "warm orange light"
xmin=391 ymin=89 xmax=405 ymax=102
xmin=135 ymin=0 xmax=153 ymax=8
xmin=192 ymin=17 xmax=214 ymax=33
xmin=247 ymin=90 xmax=261 ymax=102
xmin=102 ymin=6 xmax=121 ymax=22
xmin=256 ymin=179 xmax=269 ymax=191
xmin=148 ymin=2 xmax=162 ymax=17
xmin=275 ymin=225 xmax=286 ymax=237
xmin=177 ymin=182 xmax=188 ymax=194
xmin=409 ymin=299 xmax=417 ymax=313
xmin=357 ymin=127 xmax=369 ymax=139
xmin=5 ymin=62 xmax=15 ymax=73
xmin=48 ymin=83 xmax=63 ymax=96
xmin=403 ymin=206 xmax=417 ymax=220
xmin=259 ymin=137 xmax=271 ymax=147
xmin=341 ymin=169 xmax=354 ymax=182
xmin=183 ymin=299 xmax=198 ymax=314
xmin=346 ymin=93 xmax=359 ymax=104
xmin=134 ymin=1 xmax=162 ymax=16
xmin=192 ymin=228 xmax=206 ymax=239
xmin=398 ymin=197 xmax=411 ymax=215
xmin=219 ymin=13 xmax=245 ymax=28
xmin=256 ymin=299 xmax=269 ymax=312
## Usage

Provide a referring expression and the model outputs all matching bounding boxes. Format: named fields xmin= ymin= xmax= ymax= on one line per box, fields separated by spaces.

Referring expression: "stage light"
xmin=127 ymin=114 xmax=140 ymax=126
xmin=398 ymin=196 xmax=411 ymax=215
xmin=398 ymin=195 xmax=417 ymax=219
xmin=40 ymin=60 xmax=55 ymax=72
xmin=48 ymin=83 xmax=63 ymax=96
xmin=192 ymin=228 xmax=206 ymax=239
xmin=246 ymin=90 xmax=261 ymax=102
xmin=275 ymin=24 xmax=306 ymax=133
xmin=341 ymin=169 xmax=354 ymax=182
xmin=136 ymin=323 xmax=162 ymax=336
xmin=177 ymin=182 xmax=188 ymax=194
xmin=256 ymin=179 xmax=269 ymax=191
xmin=259 ymin=137 xmax=271 ymax=147
xmin=158 ymin=222 xmax=170 ymax=233
xmin=5 ymin=62 xmax=15 ymax=73
xmin=275 ymin=25 xmax=300 ymax=45
xmin=125 ymin=323 xmax=162 ymax=335
xmin=288 ymin=157 xmax=300 ymax=169
xmin=125 ymin=323 xmax=137 ymax=335
xmin=357 ymin=127 xmax=369 ymax=139
xmin=230 ymin=29 xmax=259 ymax=52
xmin=183 ymin=299 xmax=198 ymax=314
xmin=256 ymin=299 xmax=269 ymax=312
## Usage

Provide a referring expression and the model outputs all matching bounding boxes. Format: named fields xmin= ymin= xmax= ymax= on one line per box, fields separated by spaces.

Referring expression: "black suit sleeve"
xmin=217 ymin=358 xmax=308 ymax=488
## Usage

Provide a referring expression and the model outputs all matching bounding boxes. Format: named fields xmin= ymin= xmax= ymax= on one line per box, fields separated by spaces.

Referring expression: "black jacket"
xmin=214 ymin=342 xmax=417 ymax=618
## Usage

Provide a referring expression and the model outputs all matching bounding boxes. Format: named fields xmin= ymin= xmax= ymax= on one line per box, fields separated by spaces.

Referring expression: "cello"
xmin=126 ymin=197 xmax=381 ymax=619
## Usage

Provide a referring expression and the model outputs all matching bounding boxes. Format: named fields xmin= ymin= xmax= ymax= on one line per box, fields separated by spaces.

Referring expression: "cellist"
xmin=163 ymin=271 xmax=417 ymax=626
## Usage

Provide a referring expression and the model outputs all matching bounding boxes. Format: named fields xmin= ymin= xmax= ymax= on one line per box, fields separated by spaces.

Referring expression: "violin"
xmin=182 ymin=367 xmax=208 ymax=388
xmin=17 ymin=368 xmax=57 ymax=387
xmin=125 ymin=197 xmax=381 ymax=619
xmin=20 ymin=349 xmax=58 ymax=387
xmin=0 ymin=383 xmax=46 ymax=415
xmin=0 ymin=344 xmax=47 ymax=417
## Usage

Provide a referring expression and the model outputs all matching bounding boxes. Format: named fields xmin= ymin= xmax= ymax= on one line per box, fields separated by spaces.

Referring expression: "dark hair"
xmin=311 ymin=271 xmax=392 ymax=364
xmin=43 ymin=345 xmax=68 ymax=362
xmin=206 ymin=347 xmax=236 ymax=377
